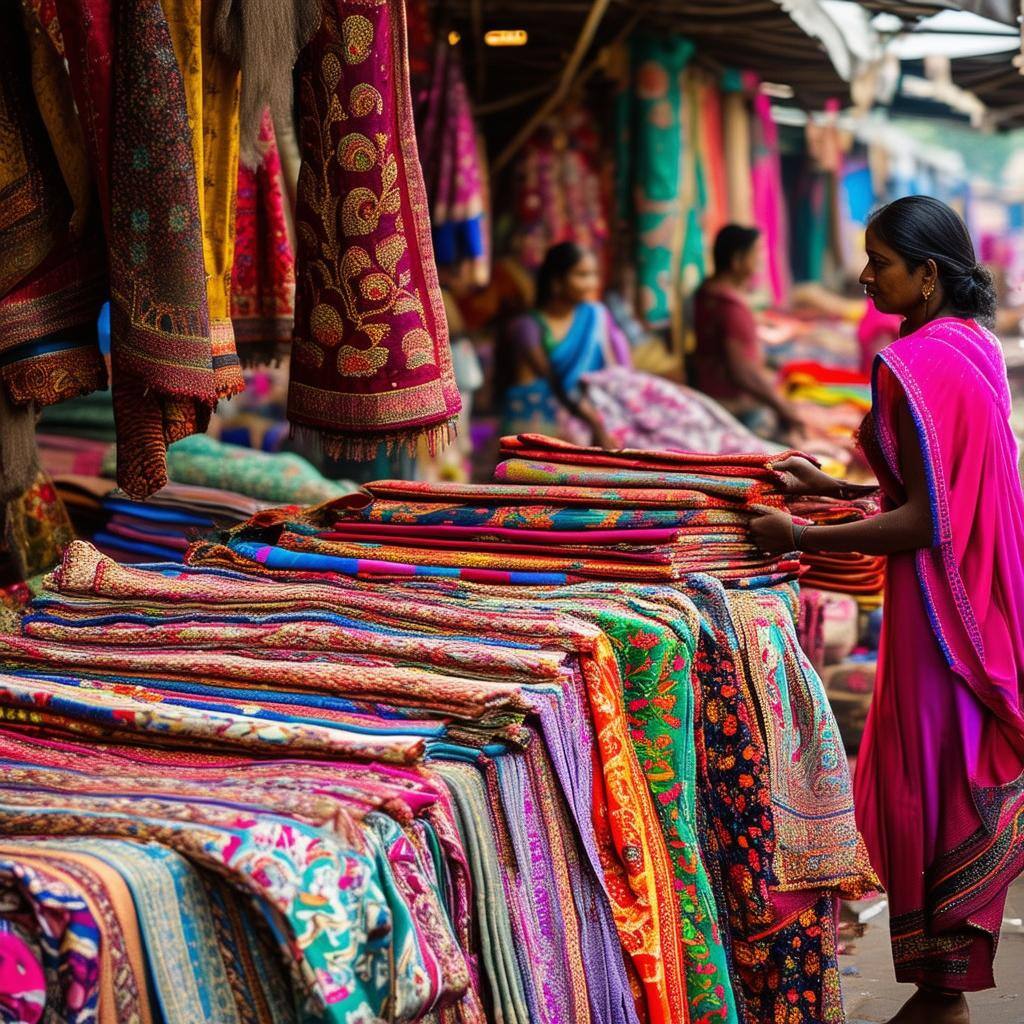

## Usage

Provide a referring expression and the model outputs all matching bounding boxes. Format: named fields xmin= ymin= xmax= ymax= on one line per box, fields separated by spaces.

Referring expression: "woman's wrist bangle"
xmin=792 ymin=523 xmax=809 ymax=550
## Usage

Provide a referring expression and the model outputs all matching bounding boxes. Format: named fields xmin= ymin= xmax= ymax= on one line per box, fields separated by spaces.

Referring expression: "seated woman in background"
xmin=498 ymin=242 xmax=627 ymax=448
xmin=692 ymin=225 xmax=808 ymax=440
xmin=498 ymin=241 xmax=778 ymax=455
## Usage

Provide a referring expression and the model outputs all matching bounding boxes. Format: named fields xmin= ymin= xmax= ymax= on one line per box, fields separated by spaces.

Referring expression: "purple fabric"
xmin=527 ymin=684 xmax=640 ymax=1024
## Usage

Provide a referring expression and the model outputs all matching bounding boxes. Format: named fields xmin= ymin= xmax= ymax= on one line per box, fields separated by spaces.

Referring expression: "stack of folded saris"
xmin=212 ymin=433 xmax=803 ymax=589
xmin=0 ymin=435 xmax=880 ymax=1024
xmin=781 ymin=362 xmax=872 ymax=413
xmin=36 ymin=432 xmax=355 ymax=565
xmin=51 ymin=475 xmax=272 ymax=564
xmin=791 ymin=495 xmax=886 ymax=611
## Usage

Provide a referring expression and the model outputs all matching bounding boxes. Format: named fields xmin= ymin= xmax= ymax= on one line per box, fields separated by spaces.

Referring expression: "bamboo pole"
xmin=476 ymin=80 xmax=552 ymax=115
xmin=491 ymin=0 xmax=613 ymax=174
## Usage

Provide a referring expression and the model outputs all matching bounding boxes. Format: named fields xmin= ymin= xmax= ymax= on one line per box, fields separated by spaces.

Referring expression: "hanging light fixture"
xmin=484 ymin=29 xmax=528 ymax=46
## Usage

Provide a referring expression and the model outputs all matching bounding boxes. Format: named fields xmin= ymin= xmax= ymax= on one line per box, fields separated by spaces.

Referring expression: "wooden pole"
xmin=476 ymin=80 xmax=552 ymax=115
xmin=491 ymin=0 xmax=613 ymax=174
xmin=472 ymin=0 xmax=486 ymax=100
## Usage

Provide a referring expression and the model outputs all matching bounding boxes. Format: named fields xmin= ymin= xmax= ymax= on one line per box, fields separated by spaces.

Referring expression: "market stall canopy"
xmin=439 ymin=0 xmax=857 ymax=115
xmin=855 ymin=0 xmax=1018 ymax=25
xmin=950 ymin=50 xmax=1024 ymax=127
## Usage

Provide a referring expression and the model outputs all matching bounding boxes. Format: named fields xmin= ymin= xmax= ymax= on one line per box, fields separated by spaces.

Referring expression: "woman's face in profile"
xmin=859 ymin=225 xmax=920 ymax=317
xmin=564 ymin=251 xmax=601 ymax=305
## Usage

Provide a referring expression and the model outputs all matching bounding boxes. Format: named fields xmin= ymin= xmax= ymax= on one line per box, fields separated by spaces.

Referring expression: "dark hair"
xmin=536 ymin=241 xmax=588 ymax=308
xmin=868 ymin=195 xmax=996 ymax=327
xmin=713 ymin=224 xmax=761 ymax=275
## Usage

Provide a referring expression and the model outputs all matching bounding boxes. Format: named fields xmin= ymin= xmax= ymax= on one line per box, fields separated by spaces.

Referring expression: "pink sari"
xmin=856 ymin=316 xmax=1024 ymax=991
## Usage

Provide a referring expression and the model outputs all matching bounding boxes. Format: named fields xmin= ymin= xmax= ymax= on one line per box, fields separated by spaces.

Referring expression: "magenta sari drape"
xmin=855 ymin=316 xmax=1024 ymax=991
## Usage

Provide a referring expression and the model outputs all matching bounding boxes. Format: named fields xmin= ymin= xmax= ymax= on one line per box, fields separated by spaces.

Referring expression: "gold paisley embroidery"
xmin=337 ymin=133 xmax=377 ymax=172
xmin=402 ymin=328 xmax=433 ymax=370
xmin=375 ymin=234 xmax=404 ymax=275
xmin=337 ymin=343 xmax=387 ymax=376
xmin=342 ymin=187 xmax=381 ymax=235
xmin=341 ymin=15 xmax=373 ymax=64
xmin=296 ymin=11 xmax=436 ymax=377
xmin=320 ymin=52 xmax=343 ymax=91
xmin=310 ymin=303 xmax=343 ymax=347
xmin=349 ymin=83 xmax=383 ymax=117
xmin=358 ymin=272 xmax=395 ymax=305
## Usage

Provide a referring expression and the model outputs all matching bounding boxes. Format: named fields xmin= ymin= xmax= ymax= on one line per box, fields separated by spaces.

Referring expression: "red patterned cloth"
xmin=230 ymin=110 xmax=295 ymax=367
xmin=0 ymin=5 xmax=106 ymax=413
xmin=287 ymin=0 xmax=461 ymax=460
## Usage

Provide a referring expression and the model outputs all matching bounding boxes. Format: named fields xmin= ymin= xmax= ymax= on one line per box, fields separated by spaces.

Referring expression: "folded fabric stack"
xmin=35 ymin=433 xmax=355 ymax=566
xmin=222 ymin=434 xmax=801 ymax=589
xmin=791 ymin=495 xmax=886 ymax=611
xmin=781 ymin=361 xmax=872 ymax=412
xmin=50 ymin=475 xmax=271 ymax=565
xmin=0 ymin=438 xmax=880 ymax=1023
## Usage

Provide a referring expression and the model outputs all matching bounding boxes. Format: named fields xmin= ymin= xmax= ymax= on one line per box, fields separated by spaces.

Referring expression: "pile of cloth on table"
xmin=791 ymin=495 xmax=885 ymax=612
xmin=0 ymin=437 xmax=880 ymax=1024
xmin=778 ymin=361 xmax=872 ymax=470
xmin=53 ymin=475 xmax=270 ymax=565
xmin=33 ymin=433 xmax=355 ymax=565
xmin=781 ymin=362 xmax=871 ymax=413
xmin=197 ymin=433 xmax=809 ymax=588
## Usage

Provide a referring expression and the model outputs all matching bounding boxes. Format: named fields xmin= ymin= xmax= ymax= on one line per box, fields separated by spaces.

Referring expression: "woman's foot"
xmin=886 ymin=986 xmax=969 ymax=1024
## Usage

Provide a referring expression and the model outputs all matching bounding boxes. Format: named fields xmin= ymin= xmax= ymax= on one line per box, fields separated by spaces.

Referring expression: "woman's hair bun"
xmin=947 ymin=263 xmax=996 ymax=324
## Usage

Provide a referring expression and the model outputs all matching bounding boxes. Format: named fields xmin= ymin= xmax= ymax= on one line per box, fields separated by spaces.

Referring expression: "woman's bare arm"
xmin=799 ymin=399 xmax=934 ymax=555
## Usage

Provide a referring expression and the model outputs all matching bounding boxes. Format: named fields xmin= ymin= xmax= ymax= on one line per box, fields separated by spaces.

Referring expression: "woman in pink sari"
xmin=752 ymin=196 xmax=1024 ymax=1024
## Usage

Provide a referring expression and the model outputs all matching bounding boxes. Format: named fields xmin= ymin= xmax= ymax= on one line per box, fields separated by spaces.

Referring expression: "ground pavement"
xmin=841 ymin=874 xmax=1024 ymax=1023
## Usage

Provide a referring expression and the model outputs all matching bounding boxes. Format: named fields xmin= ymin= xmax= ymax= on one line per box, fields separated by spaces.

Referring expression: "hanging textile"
xmin=699 ymin=74 xmax=729 ymax=244
xmin=415 ymin=34 xmax=489 ymax=283
xmin=162 ymin=0 xmax=245 ymax=398
xmin=287 ymin=0 xmax=461 ymax=460
xmin=632 ymin=35 xmax=694 ymax=329
xmin=230 ymin=110 xmax=295 ymax=366
xmin=511 ymin=103 xmax=610 ymax=275
xmin=721 ymin=69 xmax=753 ymax=226
xmin=748 ymin=74 xmax=789 ymax=306
xmin=50 ymin=0 xmax=245 ymax=499
xmin=0 ymin=5 xmax=106 ymax=501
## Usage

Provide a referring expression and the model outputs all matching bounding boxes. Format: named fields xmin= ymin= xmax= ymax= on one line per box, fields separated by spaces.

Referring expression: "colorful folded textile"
xmin=0 ymin=431 xmax=882 ymax=1024
xmin=790 ymin=495 xmax=885 ymax=600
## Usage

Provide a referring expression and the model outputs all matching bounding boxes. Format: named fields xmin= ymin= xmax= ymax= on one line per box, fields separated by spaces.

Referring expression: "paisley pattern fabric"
xmin=288 ymin=0 xmax=461 ymax=460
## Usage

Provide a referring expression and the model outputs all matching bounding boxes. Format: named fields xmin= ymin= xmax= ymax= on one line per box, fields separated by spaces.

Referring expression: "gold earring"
xmin=922 ymin=283 xmax=935 ymax=301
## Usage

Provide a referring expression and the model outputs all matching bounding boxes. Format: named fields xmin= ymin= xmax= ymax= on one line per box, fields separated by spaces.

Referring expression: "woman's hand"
xmin=591 ymin=421 xmax=618 ymax=451
xmin=772 ymin=455 xmax=841 ymax=497
xmin=749 ymin=508 xmax=796 ymax=556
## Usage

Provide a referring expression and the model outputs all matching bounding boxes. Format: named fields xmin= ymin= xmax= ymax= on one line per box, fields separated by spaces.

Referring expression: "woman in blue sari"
xmin=499 ymin=243 xmax=624 ymax=448
xmin=498 ymin=242 xmax=776 ymax=455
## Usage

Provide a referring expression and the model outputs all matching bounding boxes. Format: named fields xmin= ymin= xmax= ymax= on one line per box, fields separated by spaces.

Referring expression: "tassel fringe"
xmin=289 ymin=418 xmax=459 ymax=463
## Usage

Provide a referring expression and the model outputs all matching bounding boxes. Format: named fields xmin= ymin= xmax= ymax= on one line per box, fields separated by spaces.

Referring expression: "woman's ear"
xmin=923 ymin=258 xmax=939 ymax=291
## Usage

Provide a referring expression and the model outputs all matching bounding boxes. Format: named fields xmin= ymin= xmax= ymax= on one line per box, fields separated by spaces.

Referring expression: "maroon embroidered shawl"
xmin=287 ymin=0 xmax=461 ymax=459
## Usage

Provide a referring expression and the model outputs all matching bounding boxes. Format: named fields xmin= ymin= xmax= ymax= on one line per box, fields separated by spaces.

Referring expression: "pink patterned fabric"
xmin=748 ymin=75 xmax=788 ymax=306
xmin=231 ymin=110 xmax=295 ymax=365
xmin=855 ymin=316 xmax=1024 ymax=991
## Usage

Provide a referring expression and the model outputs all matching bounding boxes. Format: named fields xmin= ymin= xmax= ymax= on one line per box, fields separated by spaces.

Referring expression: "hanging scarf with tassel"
xmin=287 ymin=0 xmax=461 ymax=460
